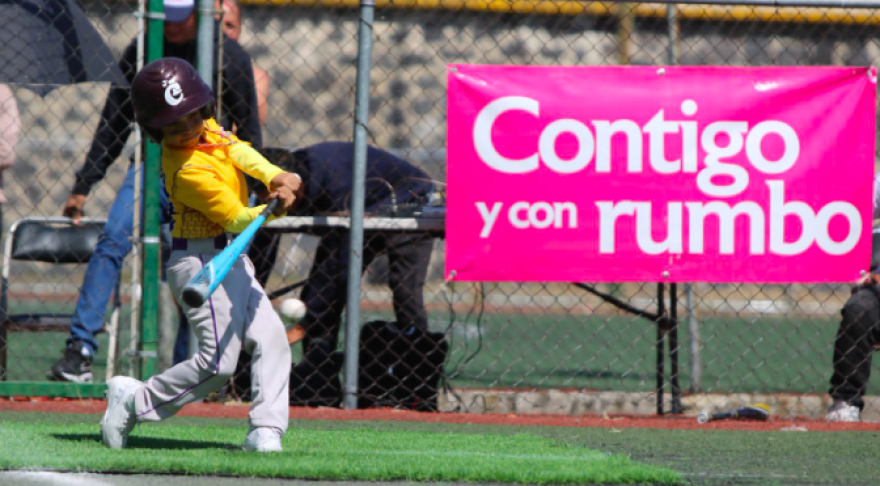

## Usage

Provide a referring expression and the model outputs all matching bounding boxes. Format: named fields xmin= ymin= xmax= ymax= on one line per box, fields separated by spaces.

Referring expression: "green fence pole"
xmin=139 ymin=0 xmax=164 ymax=379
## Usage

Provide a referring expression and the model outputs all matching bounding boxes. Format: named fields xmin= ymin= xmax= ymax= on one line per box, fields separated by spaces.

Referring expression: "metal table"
xmin=265 ymin=214 xmax=445 ymax=235
xmin=264 ymin=213 xmax=681 ymax=415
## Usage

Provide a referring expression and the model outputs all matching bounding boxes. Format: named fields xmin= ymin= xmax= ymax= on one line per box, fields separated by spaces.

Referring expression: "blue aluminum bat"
xmin=181 ymin=198 xmax=280 ymax=308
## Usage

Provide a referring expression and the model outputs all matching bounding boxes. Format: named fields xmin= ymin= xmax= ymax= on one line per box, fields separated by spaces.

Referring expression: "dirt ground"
xmin=3 ymin=396 xmax=880 ymax=432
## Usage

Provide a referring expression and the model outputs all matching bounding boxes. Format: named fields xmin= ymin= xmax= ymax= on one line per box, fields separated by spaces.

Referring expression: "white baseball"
xmin=279 ymin=298 xmax=307 ymax=321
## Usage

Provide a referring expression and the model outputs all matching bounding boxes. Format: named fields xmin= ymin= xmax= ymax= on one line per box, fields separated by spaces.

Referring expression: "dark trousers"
xmin=829 ymin=285 xmax=880 ymax=409
xmin=240 ymin=228 xmax=433 ymax=402
xmin=249 ymin=227 xmax=281 ymax=289
xmin=300 ymin=230 xmax=433 ymax=350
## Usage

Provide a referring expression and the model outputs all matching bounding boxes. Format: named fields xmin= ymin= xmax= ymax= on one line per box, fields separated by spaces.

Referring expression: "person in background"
xmin=258 ymin=142 xmax=436 ymax=407
xmin=46 ymin=0 xmax=261 ymax=383
xmin=0 ymin=84 xmax=20 ymax=236
xmin=217 ymin=0 xmax=269 ymax=126
xmin=826 ymin=172 xmax=880 ymax=422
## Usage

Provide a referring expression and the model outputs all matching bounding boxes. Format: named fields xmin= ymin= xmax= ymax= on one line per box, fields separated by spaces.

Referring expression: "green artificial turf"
xmin=0 ymin=415 xmax=681 ymax=485
xmin=4 ymin=412 xmax=880 ymax=485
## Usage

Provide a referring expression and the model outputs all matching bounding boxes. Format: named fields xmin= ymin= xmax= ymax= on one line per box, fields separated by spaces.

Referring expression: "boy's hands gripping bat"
xmin=697 ymin=403 xmax=770 ymax=423
xmin=181 ymin=199 xmax=280 ymax=308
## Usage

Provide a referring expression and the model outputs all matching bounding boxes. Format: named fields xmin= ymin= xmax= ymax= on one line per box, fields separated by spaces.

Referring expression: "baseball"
xmin=279 ymin=298 xmax=307 ymax=321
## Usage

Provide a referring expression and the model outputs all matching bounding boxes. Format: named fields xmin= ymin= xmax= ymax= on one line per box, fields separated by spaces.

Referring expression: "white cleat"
xmin=243 ymin=427 xmax=283 ymax=452
xmin=101 ymin=376 xmax=142 ymax=449
xmin=825 ymin=400 xmax=860 ymax=423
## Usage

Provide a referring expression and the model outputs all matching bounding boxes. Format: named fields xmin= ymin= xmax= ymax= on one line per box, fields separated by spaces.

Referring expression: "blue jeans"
xmin=67 ymin=162 xmax=171 ymax=354
xmin=173 ymin=307 xmax=188 ymax=365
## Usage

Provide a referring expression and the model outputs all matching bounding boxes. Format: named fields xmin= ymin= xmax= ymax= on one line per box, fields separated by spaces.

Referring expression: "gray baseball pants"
xmin=132 ymin=236 xmax=291 ymax=432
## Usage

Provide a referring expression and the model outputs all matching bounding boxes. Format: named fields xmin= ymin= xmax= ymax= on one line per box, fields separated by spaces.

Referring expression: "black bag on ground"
xmin=290 ymin=339 xmax=344 ymax=408
xmin=357 ymin=320 xmax=448 ymax=411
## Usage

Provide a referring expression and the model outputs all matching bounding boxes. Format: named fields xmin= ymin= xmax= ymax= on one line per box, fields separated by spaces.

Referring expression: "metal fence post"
xmin=197 ymin=0 xmax=215 ymax=87
xmin=687 ymin=284 xmax=701 ymax=392
xmin=618 ymin=3 xmax=635 ymax=64
xmin=342 ymin=0 xmax=376 ymax=410
xmin=665 ymin=2 xmax=703 ymax=395
xmin=128 ymin=0 xmax=147 ymax=378
xmin=666 ymin=3 xmax=680 ymax=65
xmin=139 ymin=0 xmax=165 ymax=380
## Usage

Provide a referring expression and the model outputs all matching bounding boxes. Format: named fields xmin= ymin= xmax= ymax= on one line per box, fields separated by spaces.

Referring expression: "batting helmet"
xmin=131 ymin=57 xmax=214 ymax=141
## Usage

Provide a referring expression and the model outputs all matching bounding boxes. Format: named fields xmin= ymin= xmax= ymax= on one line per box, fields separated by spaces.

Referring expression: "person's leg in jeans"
xmin=49 ymin=163 xmax=172 ymax=382
xmin=47 ymin=164 xmax=138 ymax=382
xmin=70 ymin=164 xmax=139 ymax=352
xmin=828 ymin=285 xmax=880 ymax=420
xmin=172 ymin=307 xmax=189 ymax=365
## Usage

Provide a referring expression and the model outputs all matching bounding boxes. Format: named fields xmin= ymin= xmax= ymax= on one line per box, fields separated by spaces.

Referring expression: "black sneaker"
xmin=46 ymin=341 xmax=94 ymax=383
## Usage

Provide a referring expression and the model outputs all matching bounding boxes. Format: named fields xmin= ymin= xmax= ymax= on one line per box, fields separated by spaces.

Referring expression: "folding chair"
xmin=0 ymin=216 xmax=122 ymax=381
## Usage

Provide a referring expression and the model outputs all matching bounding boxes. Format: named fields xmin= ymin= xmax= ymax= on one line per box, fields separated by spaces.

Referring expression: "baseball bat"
xmin=696 ymin=403 xmax=769 ymax=423
xmin=181 ymin=198 xmax=280 ymax=308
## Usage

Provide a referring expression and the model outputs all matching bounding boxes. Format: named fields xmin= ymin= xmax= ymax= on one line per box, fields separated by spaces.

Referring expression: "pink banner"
xmin=446 ymin=65 xmax=876 ymax=283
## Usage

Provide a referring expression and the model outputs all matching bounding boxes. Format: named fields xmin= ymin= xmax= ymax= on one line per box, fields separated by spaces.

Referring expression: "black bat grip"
xmin=181 ymin=286 xmax=206 ymax=308
xmin=262 ymin=197 xmax=281 ymax=217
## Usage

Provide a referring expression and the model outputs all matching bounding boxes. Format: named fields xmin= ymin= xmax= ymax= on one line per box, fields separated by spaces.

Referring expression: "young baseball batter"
xmin=100 ymin=57 xmax=300 ymax=452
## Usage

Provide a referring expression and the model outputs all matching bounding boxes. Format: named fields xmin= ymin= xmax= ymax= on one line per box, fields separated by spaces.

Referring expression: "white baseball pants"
xmin=132 ymin=236 xmax=291 ymax=432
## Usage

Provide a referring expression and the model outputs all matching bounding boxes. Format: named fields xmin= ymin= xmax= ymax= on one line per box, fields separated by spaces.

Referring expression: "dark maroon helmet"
xmin=131 ymin=57 xmax=213 ymax=130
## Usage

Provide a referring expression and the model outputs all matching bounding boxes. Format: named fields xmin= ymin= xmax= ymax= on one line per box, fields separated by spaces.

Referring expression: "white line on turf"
xmin=1 ymin=472 xmax=117 ymax=486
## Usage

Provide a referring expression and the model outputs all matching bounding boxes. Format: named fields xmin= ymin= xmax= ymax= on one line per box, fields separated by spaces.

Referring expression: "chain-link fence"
xmin=1 ymin=0 xmax=878 ymax=420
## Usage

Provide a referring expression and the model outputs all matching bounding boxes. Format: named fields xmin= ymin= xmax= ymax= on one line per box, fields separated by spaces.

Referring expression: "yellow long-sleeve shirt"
xmin=162 ymin=118 xmax=285 ymax=239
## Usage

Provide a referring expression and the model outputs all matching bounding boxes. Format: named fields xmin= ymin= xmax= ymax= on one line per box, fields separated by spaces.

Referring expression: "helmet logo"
xmin=162 ymin=80 xmax=184 ymax=106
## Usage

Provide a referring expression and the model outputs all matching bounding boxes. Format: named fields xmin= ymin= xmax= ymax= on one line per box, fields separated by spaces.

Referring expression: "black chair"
xmin=0 ymin=217 xmax=121 ymax=380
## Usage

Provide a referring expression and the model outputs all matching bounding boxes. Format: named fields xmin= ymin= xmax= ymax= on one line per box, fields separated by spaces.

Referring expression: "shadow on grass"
xmin=52 ymin=434 xmax=235 ymax=450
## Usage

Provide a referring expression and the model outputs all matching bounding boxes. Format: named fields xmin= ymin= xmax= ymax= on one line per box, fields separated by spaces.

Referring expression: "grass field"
xmin=2 ymin=411 xmax=880 ymax=485
xmin=0 ymin=412 xmax=678 ymax=485
xmin=5 ymin=307 xmax=880 ymax=397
